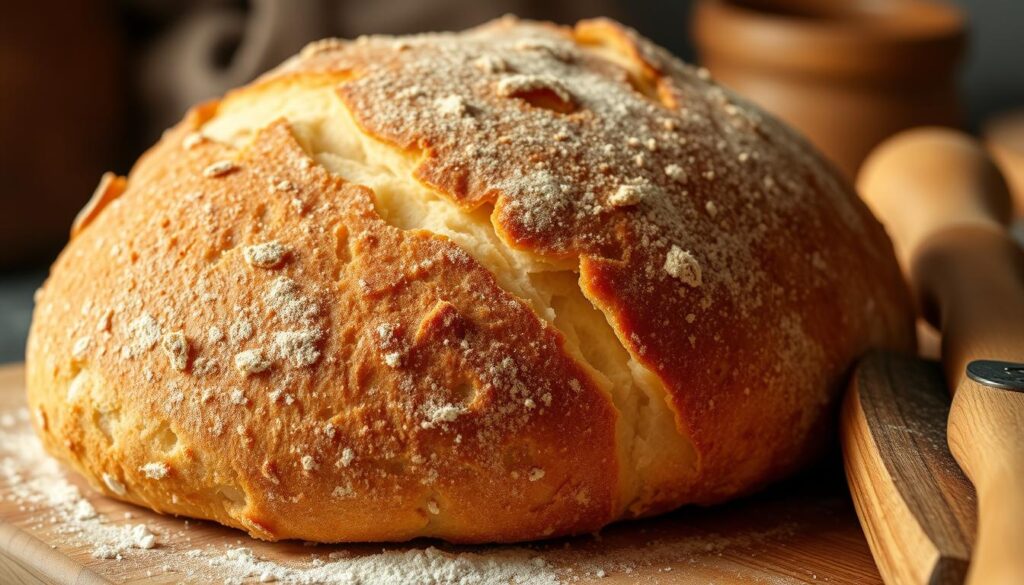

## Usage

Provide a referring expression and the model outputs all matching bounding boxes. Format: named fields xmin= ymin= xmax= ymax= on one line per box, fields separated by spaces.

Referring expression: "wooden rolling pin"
xmin=858 ymin=127 xmax=1024 ymax=585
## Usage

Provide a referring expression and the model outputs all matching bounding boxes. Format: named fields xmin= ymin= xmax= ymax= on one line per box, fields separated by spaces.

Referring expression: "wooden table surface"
xmin=0 ymin=363 xmax=882 ymax=584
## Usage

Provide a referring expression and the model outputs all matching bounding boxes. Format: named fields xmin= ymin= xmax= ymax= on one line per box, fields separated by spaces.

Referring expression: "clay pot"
xmin=693 ymin=0 xmax=966 ymax=179
xmin=985 ymin=108 xmax=1024 ymax=217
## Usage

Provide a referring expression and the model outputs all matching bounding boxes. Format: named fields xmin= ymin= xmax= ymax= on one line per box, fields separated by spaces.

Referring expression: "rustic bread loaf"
xmin=26 ymin=17 xmax=914 ymax=543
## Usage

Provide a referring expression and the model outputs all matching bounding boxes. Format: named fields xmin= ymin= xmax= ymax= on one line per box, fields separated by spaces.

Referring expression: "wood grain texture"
xmin=948 ymin=379 xmax=1024 ymax=585
xmin=0 ymin=363 xmax=882 ymax=583
xmin=857 ymin=128 xmax=1024 ymax=585
xmin=914 ymin=225 xmax=1024 ymax=585
xmin=842 ymin=351 xmax=976 ymax=585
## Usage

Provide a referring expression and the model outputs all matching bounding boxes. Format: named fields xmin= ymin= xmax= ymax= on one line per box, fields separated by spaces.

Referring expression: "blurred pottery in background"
xmin=693 ymin=0 xmax=965 ymax=179
xmin=985 ymin=108 xmax=1024 ymax=219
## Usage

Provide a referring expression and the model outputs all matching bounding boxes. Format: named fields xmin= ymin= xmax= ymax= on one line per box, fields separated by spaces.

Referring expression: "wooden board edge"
xmin=0 ymin=520 xmax=110 ymax=585
xmin=842 ymin=376 xmax=942 ymax=585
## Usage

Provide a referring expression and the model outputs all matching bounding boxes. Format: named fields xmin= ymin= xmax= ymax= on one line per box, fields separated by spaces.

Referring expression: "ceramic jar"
xmin=693 ymin=0 xmax=966 ymax=179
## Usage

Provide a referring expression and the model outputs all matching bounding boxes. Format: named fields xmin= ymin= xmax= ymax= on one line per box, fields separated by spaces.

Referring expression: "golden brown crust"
xmin=27 ymin=16 xmax=913 ymax=543
xmin=29 ymin=116 xmax=619 ymax=542
xmin=278 ymin=17 xmax=914 ymax=502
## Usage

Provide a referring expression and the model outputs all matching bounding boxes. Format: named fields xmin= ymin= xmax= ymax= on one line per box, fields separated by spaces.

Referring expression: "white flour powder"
xmin=0 ymin=407 xmax=794 ymax=584
xmin=0 ymin=409 xmax=559 ymax=584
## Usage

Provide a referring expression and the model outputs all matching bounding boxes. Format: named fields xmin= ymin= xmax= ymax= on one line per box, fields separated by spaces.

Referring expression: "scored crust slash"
xmin=26 ymin=16 xmax=913 ymax=543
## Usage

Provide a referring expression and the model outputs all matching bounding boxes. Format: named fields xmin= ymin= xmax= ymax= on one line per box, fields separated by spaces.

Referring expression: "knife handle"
xmin=857 ymin=127 xmax=1013 ymax=274
xmin=917 ymin=226 xmax=1024 ymax=585
xmin=858 ymin=127 xmax=1024 ymax=585
xmin=948 ymin=376 xmax=1024 ymax=585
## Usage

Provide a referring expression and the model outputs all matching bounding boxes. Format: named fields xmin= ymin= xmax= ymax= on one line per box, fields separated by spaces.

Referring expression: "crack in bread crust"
xmin=203 ymin=79 xmax=697 ymax=515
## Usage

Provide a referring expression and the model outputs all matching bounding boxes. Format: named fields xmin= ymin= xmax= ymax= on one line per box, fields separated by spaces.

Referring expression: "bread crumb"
xmin=230 ymin=388 xmax=247 ymax=405
xmin=103 ymin=473 xmax=127 ymax=496
xmin=383 ymin=352 xmax=402 ymax=368
xmin=243 ymin=241 xmax=288 ymax=269
xmin=72 ymin=336 xmax=91 ymax=360
xmin=426 ymin=500 xmax=440 ymax=515
xmin=376 ymin=323 xmax=397 ymax=344
xmin=665 ymin=164 xmax=687 ymax=183
xmin=436 ymin=95 xmax=468 ymax=117
xmin=301 ymin=455 xmax=317 ymax=472
xmin=160 ymin=331 xmax=189 ymax=371
xmin=270 ymin=179 xmax=295 ymax=192
xmin=339 ymin=448 xmax=355 ymax=467
xmin=140 ymin=462 xmax=169 ymax=480
xmin=208 ymin=326 xmax=224 ymax=344
xmin=705 ymin=201 xmax=718 ymax=217
xmin=664 ymin=246 xmax=702 ymax=288
xmin=203 ymin=160 xmax=237 ymax=178
xmin=608 ymin=184 xmax=647 ymax=208
xmin=528 ymin=467 xmax=545 ymax=482
xmin=496 ymin=74 xmax=572 ymax=104
xmin=234 ymin=350 xmax=270 ymax=375
xmin=421 ymin=402 xmax=466 ymax=428
xmin=132 ymin=524 xmax=157 ymax=549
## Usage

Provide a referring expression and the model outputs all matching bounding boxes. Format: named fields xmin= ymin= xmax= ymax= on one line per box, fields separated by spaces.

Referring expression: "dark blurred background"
xmin=1 ymin=0 xmax=1022 ymax=363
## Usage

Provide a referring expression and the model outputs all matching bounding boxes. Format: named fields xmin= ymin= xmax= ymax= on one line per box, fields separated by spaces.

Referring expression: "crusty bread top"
xmin=264 ymin=17 xmax=913 ymax=493
xmin=27 ymin=17 xmax=914 ymax=544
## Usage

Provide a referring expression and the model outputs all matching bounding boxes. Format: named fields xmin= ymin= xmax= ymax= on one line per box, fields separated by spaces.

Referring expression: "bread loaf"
xmin=26 ymin=17 xmax=914 ymax=543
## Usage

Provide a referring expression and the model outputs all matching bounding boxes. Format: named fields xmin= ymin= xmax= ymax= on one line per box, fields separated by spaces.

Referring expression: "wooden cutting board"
xmin=0 ymin=363 xmax=881 ymax=584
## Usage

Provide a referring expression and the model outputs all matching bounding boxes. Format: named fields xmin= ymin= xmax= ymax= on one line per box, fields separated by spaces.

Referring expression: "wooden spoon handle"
xmin=858 ymin=128 xmax=1024 ymax=585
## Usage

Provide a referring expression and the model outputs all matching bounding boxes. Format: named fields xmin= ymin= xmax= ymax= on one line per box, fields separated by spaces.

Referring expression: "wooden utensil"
xmin=849 ymin=127 xmax=1024 ymax=585
xmin=842 ymin=352 xmax=976 ymax=584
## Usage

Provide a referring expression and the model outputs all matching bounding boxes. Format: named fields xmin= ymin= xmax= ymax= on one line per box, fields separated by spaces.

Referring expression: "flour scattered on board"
xmin=1 ymin=406 xmax=797 ymax=583
xmin=0 ymin=410 xmax=561 ymax=583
